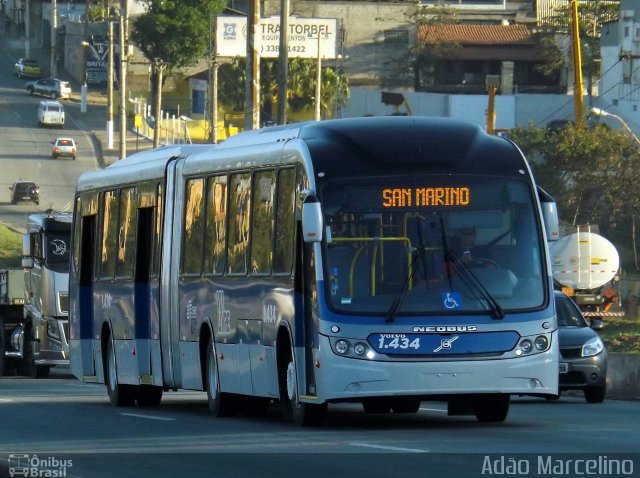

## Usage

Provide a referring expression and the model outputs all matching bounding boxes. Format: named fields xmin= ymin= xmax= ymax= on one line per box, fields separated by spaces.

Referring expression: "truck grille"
xmin=59 ymin=291 xmax=69 ymax=314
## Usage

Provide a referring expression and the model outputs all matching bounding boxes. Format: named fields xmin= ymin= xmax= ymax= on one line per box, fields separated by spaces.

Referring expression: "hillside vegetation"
xmin=0 ymin=224 xmax=22 ymax=269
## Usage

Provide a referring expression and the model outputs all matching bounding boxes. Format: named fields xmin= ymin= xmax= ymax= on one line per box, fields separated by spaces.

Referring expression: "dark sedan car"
xmin=9 ymin=181 xmax=39 ymax=205
xmin=555 ymin=290 xmax=607 ymax=403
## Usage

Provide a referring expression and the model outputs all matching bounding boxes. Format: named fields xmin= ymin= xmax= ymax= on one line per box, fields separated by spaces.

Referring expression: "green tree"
xmin=218 ymin=58 xmax=350 ymax=121
xmin=538 ymin=1 xmax=619 ymax=95
xmin=130 ymin=0 xmax=225 ymax=143
xmin=508 ymin=123 xmax=640 ymax=270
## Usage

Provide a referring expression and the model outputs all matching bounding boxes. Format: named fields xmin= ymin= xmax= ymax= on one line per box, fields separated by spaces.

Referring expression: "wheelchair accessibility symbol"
xmin=441 ymin=291 xmax=462 ymax=310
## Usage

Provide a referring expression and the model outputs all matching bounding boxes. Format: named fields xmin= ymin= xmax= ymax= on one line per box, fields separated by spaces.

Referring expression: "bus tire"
xmin=473 ymin=394 xmax=509 ymax=423
xmin=206 ymin=337 xmax=236 ymax=417
xmin=136 ymin=385 xmax=163 ymax=407
xmin=105 ymin=339 xmax=135 ymax=406
xmin=285 ymin=359 xmax=327 ymax=426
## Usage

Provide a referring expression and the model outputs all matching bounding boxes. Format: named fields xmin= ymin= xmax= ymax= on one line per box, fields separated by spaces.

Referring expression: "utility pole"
xmin=570 ymin=0 xmax=584 ymax=124
xmin=107 ymin=20 xmax=114 ymax=150
xmin=245 ymin=0 xmax=260 ymax=130
xmin=315 ymin=35 xmax=321 ymax=121
xmin=153 ymin=59 xmax=166 ymax=148
xmin=118 ymin=1 xmax=127 ymax=159
xmin=277 ymin=0 xmax=289 ymax=125
xmin=24 ymin=0 xmax=30 ymax=58
xmin=50 ymin=0 xmax=57 ymax=78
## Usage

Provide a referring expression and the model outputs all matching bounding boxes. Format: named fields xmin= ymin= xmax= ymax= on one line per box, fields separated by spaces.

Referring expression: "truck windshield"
xmin=321 ymin=176 xmax=546 ymax=315
xmin=45 ymin=232 xmax=70 ymax=273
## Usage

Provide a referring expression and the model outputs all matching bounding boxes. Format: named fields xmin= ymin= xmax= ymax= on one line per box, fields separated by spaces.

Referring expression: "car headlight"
xmin=582 ymin=336 xmax=604 ymax=357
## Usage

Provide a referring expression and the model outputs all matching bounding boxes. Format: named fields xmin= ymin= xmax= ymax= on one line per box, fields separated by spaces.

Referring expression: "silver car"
xmin=26 ymin=78 xmax=72 ymax=100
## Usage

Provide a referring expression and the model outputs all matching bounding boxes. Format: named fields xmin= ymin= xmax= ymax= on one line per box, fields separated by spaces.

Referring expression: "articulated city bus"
xmin=69 ymin=116 xmax=559 ymax=425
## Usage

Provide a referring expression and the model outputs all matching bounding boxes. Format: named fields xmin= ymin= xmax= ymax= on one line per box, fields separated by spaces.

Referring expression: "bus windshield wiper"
xmin=445 ymin=250 xmax=505 ymax=320
xmin=385 ymin=247 xmax=425 ymax=323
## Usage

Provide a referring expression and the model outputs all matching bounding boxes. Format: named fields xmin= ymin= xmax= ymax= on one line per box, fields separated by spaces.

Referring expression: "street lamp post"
xmin=591 ymin=107 xmax=640 ymax=146
xmin=106 ymin=20 xmax=114 ymax=150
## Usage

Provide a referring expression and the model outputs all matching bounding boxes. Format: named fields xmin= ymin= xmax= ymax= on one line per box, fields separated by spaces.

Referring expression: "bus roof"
xmin=76 ymin=117 xmax=529 ymax=192
xmin=218 ymin=116 xmax=527 ymax=179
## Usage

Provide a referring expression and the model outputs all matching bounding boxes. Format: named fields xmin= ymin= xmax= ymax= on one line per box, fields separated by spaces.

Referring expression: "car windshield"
xmin=321 ymin=176 xmax=546 ymax=315
xmin=556 ymin=295 xmax=589 ymax=327
xmin=58 ymin=139 xmax=73 ymax=146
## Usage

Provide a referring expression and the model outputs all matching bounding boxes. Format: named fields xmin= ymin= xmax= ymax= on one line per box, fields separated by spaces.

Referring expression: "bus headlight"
xmin=534 ymin=335 xmax=549 ymax=351
xmin=519 ymin=339 xmax=532 ymax=354
xmin=354 ymin=343 xmax=367 ymax=356
xmin=335 ymin=339 xmax=350 ymax=355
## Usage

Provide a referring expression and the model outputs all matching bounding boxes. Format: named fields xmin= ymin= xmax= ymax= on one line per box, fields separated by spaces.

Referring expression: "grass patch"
xmin=0 ymin=224 xmax=22 ymax=269
xmin=600 ymin=317 xmax=640 ymax=354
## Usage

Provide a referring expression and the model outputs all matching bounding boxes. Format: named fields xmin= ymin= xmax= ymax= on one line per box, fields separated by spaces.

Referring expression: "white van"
xmin=38 ymin=100 xmax=65 ymax=128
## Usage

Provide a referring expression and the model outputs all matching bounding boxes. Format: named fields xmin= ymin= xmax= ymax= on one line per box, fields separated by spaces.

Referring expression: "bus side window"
xmin=250 ymin=170 xmax=275 ymax=274
xmin=204 ymin=175 xmax=227 ymax=275
xmin=273 ymin=168 xmax=296 ymax=274
xmin=227 ymin=172 xmax=251 ymax=274
xmin=182 ymin=178 xmax=205 ymax=275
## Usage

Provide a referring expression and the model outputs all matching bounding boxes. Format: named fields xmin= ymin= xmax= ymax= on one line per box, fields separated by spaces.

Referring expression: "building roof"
xmin=418 ymin=24 xmax=533 ymax=46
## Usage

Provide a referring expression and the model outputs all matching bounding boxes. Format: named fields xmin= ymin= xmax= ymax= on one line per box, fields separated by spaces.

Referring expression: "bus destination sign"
xmin=382 ymin=187 xmax=470 ymax=208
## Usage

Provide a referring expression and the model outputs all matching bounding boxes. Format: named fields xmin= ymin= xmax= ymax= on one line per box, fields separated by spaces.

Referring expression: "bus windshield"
xmin=321 ymin=176 xmax=545 ymax=315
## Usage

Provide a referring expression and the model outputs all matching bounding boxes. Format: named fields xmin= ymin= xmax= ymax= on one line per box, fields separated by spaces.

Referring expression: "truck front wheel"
xmin=23 ymin=330 xmax=50 ymax=378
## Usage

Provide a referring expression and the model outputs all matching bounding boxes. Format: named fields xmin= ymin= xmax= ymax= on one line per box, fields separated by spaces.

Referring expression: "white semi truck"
xmin=550 ymin=225 xmax=624 ymax=319
xmin=0 ymin=212 xmax=71 ymax=377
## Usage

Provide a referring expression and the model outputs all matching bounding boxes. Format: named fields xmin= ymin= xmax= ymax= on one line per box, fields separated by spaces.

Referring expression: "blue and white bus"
xmin=69 ymin=116 xmax=559 ymax=425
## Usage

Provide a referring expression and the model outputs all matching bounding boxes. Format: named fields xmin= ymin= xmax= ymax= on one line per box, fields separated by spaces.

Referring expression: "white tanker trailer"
xmin=550 ymin=226 xmax=623 ymax=318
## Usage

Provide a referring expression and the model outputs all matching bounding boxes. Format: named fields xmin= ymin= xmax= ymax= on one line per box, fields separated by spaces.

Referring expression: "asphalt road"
xmin=0 ymin=45 xmax=99 ymax=233
xmin=0 ymin=370 xmax=638 ymax=478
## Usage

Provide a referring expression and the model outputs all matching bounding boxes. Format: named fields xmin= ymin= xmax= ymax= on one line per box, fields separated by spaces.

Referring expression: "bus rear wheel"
xmin=285 ymin=360 xmax=326 ymax=426
xmin=206 ymin=337 xmax=236 ymax=417
xmin=105 ymin=339 xmax=136 ymax=406
xmin=473 ymin=394 xmax=510 ymax=422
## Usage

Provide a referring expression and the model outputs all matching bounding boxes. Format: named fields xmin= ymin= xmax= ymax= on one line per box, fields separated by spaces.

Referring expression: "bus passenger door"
xmin=159 ymin=159 xmax=184 ymax=388
xmin=135 ymin=207 xmax=155 ymax=384
xmin=71 ymin=214 xmax=97 ymax=380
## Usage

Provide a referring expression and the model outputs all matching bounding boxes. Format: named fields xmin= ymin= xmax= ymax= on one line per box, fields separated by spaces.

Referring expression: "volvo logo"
xmin=413 ymin=325 xmax=477 ymax=333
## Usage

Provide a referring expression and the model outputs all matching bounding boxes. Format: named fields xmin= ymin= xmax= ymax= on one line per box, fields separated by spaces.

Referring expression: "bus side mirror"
xmin=302 ymin=197 xmax=323 ymax=243
xmin=538 ymin=186 xmax=559 ymax=242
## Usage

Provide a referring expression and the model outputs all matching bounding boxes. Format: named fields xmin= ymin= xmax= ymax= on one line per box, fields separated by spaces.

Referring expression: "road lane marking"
xmin=349 ymin=442 xmax=429 ymax=453
xmin=121 ymin=413 xmax=175 ymax=421
xmin=0 ymin=399 xmax=13 ymax=402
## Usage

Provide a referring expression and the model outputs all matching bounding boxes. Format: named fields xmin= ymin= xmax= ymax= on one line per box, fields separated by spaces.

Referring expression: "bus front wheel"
xmin=105 ymin=339 xmax=136 ymax=406
xmin=285 ymin=359 xmax=326 ymax=426
xmin=206 ymin=337 xmax=236 ymax=417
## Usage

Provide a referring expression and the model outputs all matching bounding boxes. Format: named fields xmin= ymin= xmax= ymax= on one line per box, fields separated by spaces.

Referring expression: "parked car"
xmin=14 ymin=58 xmax=42 ymax=79
xmin=555 ymin=290 xmax=607 ymax=403
xmin=8 ymin=181 xmax=39 ymax=205
xmin=51 ymin=137 xmax=76 ymax=160
xmin=25 ymin=78 xmax=71 ymax=100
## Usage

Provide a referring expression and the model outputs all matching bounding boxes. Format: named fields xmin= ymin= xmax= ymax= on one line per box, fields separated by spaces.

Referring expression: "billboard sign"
xmin=216 ymin=16 xmax=337 ymax=59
